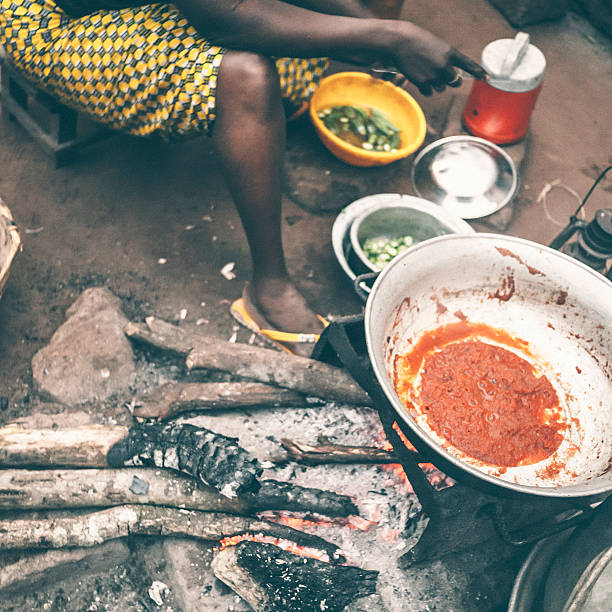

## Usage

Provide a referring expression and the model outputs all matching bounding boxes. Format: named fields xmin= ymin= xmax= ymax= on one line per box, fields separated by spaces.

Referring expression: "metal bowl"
xmin=349 ymin=199 xmax=474 ymax=272
xmin=411 ymin=135 xmax=519 ymax=219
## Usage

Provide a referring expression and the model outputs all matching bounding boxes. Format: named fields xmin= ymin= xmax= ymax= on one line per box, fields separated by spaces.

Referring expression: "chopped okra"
xmin=362 ymin=234 xmax=415 ymax=269
xmin=317 ymin=104 xmax=401 ymax=152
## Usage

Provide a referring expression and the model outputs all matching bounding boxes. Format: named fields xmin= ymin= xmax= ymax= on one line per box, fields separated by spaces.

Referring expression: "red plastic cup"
xmin=463 ymin=34 xmax=546 ymax=145
xmin=463 ymin=80 xmax=543 ymax=144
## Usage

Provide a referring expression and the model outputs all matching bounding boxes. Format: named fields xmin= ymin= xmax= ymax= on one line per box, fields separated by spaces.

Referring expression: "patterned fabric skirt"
xmin=0 ymin=0 xmax=329 ymax=138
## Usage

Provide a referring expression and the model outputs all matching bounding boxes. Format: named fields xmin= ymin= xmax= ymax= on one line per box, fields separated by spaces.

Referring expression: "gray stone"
xmin=32 ymin=287 xmax=136 ymax=405
xmin=0 ymin=541 xmax=130 ymax=597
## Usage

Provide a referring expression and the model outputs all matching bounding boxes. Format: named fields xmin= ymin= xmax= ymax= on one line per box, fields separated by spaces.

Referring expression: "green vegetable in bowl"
xmin=316 ymin=105 xmax=401 ymax=152
xmin=362 ymin=234 xmax=414 ymax=269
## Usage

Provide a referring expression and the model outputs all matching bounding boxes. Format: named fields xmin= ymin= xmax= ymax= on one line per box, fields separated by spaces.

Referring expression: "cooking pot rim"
xmin=364 ymin=232 xmax=612 ymax=499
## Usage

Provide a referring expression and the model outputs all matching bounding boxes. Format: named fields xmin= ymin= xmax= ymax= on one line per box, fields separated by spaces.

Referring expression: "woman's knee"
xmin=216 ymin=51 xmax=281 ymax=118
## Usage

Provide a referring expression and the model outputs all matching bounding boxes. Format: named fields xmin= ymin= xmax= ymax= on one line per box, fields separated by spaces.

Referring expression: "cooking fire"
xmin=5 ymin=301 xmax=610 ymax=611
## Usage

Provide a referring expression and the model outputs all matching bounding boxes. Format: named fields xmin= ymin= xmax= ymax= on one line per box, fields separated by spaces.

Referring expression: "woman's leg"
xmin=0 ymin=0 xmax=325 ymax=354
xmin=213 ymin=51 xmax=324 ymax=354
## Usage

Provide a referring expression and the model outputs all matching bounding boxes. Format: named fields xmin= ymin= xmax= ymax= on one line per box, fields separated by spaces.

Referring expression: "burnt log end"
xmin=106 ymin=422 xmax=262 ymax=498
xmin=249 ymin=480 xmax=359 ymax=517
xmin=212 ymin=540 xmax=378 ymax=612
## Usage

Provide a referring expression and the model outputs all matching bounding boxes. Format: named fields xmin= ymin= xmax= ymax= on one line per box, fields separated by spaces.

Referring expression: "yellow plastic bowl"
xmin=309 ymin=72 xmax=427 ymax=167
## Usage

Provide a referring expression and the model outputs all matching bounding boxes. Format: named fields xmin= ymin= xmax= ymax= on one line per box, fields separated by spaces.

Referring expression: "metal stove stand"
xmin=312 ymin=314 xmax=607 ymax=565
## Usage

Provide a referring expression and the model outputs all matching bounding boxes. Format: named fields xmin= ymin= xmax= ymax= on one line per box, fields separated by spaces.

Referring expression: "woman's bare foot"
xmin=247 ymin=278 xmax=325 ymax=357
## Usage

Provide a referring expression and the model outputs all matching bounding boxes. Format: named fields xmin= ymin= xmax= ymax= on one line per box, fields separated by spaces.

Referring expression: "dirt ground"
xmin=1 ymin=0 xmax=611 ymax=414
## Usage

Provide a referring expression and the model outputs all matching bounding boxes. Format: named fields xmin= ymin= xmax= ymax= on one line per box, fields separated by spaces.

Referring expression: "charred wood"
xmin=277 ymin=439 xmax=414 ymax=465
xmin=133 ymin=381 xmax=316 ymax=420
xmin=125 ymin=317 xmax=372 ymax=407
xmin=0 ymin=505 xmax=342 ymax=560
xmin=248 ymin=480 xmax=358 ymax=516
xmin=212 ymin=541 xmax=378 ymax=612
xmin=0 ymin=423 xmax=262 ymax=499
xmin=106 ymin=422 xmax=262 ymax=498
xmin=0 ymin=470 xmax=357 ymax=518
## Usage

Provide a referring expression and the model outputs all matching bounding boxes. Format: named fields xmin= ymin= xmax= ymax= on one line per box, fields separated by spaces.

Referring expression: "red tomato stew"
xmin=394 ymin=322 xmax=566 ymax=466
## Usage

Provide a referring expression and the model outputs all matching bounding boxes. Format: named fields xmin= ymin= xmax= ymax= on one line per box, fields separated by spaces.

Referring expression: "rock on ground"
xmin=31 ymin=287 xmax=136 ymax=405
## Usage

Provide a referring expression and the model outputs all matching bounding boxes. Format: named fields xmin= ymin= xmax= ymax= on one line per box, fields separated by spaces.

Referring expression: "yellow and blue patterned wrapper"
xmin=0 ymin=0 xmax=328 ymax=138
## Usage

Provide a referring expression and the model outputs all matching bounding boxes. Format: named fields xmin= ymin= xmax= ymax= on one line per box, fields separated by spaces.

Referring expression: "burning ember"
xmin=219 ymin=533 xmax=334 ymax=563
xmin=376 ymin=422 xmax=454 ymax=493
xmin=260 ymin=511 xmax=377 ymax=532
xmin=391 ymin=420 xmax=416 ymax=451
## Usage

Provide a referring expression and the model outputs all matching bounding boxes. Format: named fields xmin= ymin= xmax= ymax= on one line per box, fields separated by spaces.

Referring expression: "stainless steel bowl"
xmin=411 ymin=135 xmax=519 ymax=219
xmin=349 ymin=199 xmax=474 ymax=272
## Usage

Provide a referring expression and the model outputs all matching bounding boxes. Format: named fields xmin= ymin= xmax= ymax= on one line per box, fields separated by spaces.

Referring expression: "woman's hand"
xmin=383 ymin=21 xmax=487 ymax=96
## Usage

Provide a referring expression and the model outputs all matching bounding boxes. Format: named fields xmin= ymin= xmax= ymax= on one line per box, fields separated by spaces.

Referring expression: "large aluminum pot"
xmin=364 ymin=233 xmax=612 ymax=500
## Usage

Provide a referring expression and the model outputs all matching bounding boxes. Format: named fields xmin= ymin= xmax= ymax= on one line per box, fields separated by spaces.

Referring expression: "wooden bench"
xmin=0 ymin=55 xmax=112 ymax=167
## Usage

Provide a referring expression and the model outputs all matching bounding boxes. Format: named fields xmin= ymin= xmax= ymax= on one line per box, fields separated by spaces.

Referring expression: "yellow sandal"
xmin=230 ymin=289 xmax=328 ymax=355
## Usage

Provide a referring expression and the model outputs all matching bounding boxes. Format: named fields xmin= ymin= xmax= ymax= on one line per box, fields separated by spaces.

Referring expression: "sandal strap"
xmin=260 ymin=329 xmax=321 ymax=344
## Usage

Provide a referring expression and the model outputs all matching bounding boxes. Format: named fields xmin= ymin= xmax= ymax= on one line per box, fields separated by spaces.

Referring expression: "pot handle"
xmin=353 ymin=272 xmax=379 ymax=302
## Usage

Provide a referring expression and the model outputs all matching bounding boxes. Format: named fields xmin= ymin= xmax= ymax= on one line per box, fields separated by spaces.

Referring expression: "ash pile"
xmin=0 ymin=287 xmax=527 ymax=612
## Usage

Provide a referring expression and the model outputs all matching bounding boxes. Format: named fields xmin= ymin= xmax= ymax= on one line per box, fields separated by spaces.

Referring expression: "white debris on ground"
xmin=148 ymin=580 xmax=170 ymax=606
xmin=220 ymin=262 xmax=236 ymax=280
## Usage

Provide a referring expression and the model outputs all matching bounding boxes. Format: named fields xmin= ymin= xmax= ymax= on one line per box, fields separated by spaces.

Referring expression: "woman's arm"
xmin=175 ymin=0 xmax=387 ymax=57
xmin=285 ymin=0 xmax=373 ymax=18
xmin=174 ymin=0 xmax=485 ymax=93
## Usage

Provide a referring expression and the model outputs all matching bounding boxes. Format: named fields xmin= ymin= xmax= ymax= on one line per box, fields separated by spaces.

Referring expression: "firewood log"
xmin=124 ymin=317 xmax=372 ymax=406
xmin=0 ymin=468 xmax=242 ymax=513
xmin=247 ymin=480 xmax=358 ymax=516
xmin=0 ymin=469 xmax=358 ymax=518
xmin=212 ymin=541 xmax=378 ymax=612
xmin=133 ymin=381 xmax=316 ymax=420
xmin=0 ymin=424 xmax=126 ymax=467
xmin=106 ymin=422 xmax=262 ymax=498
xmin=0 ymin=422 xmax=262 ymax=498
xmin=277 ymin=439 xmax=404 ymax=465
xmin=0 ymin=505 xmax=342 ymax=561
